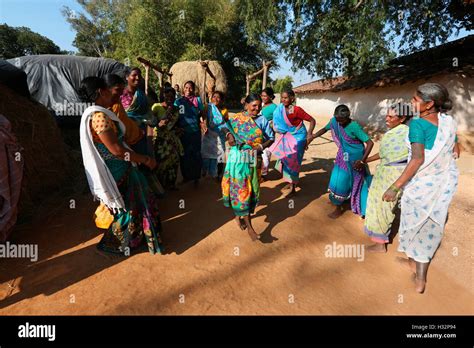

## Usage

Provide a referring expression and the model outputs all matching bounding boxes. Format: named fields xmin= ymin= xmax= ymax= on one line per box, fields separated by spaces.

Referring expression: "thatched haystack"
xmin=0 ymin=84 xmax=73 ymax=220
xmin=170 ymin=61 xmax=227 ymax=101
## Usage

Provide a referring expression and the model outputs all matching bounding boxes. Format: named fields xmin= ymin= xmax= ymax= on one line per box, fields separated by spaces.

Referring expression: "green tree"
xmin=0 ymin=24 xmax=63 ymax=59
xmin=238 ymin=0 xmax=474 ymax=78
xmin=272 ymin=76 xmax=293 ymax=93
xmin=62 ymin=0 xmax=126 ymax=57
xmin=64 ymin=0 xmax=277 ymax=106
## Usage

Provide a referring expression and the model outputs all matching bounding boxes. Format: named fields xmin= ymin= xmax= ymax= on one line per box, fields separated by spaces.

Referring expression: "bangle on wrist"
xmin=389 ymin=184 xmax=401 ymax=193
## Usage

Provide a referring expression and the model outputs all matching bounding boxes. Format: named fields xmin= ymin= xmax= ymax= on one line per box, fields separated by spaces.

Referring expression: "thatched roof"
xmin=294 ymin=34 xmax=474 ymax=94
xmin=170 ymin=60 xmax=227 ymax=96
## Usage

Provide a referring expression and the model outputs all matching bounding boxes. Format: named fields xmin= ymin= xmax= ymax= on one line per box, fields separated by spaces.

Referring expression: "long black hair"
xmin=78 ymin=76 xmax=107 ymax=103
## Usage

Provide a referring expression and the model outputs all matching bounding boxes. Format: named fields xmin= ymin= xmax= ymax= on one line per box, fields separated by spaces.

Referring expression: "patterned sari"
xmin=269 ymin=104 xmax=307 ymax=184
xmin=221 ymin=112 xmax=263 ymax=216
xmin=328 ymin=118 xmax=372 ymax=217
xmin=364 ymin=124 xmax=408 ymax=243
xmin=152 ymin=103 xmax=183 ymax=189
xmin=89 ymin=112 xmax=163 ymax=255
xmin=398 ymin=113 xmax=458 ymax=263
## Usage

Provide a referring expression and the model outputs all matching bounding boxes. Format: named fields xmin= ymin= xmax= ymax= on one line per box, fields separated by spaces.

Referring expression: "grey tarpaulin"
xmin=7 ymin=55 xmax=130 ymax=124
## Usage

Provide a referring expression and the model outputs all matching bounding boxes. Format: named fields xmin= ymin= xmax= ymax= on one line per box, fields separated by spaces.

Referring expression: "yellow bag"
xmin=94 ymin=203 xmax=114 ymax=229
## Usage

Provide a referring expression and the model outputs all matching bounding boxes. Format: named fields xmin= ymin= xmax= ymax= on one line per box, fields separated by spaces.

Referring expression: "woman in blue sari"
xmin=201 ymin=91 xmax=229 ymax=180
xmin=312 ymin=105 xmax=373 ymax=219
xmin=269 ymin=89 xmax=316 ymax=195
xmin=120 ymin=67 xmax=155 ymax=157
xmin=174 ymin=80 xmax=205 ymax=187
xmin=121 ymin=67 xmax=163 ymax=196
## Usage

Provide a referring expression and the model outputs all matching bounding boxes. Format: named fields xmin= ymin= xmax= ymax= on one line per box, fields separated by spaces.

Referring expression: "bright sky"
xmin=1 ymin=0 xmax=472 ymax=87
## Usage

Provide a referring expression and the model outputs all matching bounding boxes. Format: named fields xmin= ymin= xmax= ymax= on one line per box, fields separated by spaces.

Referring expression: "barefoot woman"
xmin=269 ymin=89 xmax=316 ymax=195
xmin=79 ymin=76 xmax=163 ymax=256
xmin=221 ymin=94 xmax=273 ymax=241
xmin=383 ymin=83 xmax=459 ymax=293
xmin=364 ymin=103 xmax=410 ymax=253
xmin=313 ymin=105 xmax=373 ymax=218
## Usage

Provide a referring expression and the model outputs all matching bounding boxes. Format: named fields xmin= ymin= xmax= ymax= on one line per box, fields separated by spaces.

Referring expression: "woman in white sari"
xmin=383 ymin=83 xmax=459 ymax=293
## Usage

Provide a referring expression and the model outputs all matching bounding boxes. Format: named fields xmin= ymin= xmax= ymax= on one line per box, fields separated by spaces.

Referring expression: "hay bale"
xmin=170 ymin=61 xmax=227 ymax=100
xmin=0 ymin=84 xmax=73 ymax=220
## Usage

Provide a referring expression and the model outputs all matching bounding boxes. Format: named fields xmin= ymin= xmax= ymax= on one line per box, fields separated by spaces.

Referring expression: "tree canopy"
xmin=0 ymin=24 xmax=64 ymax=59
xmin=62 ymin=0 xmax=473 ymax=98
xmin=238 ymin=0 xmax=474 ymax=78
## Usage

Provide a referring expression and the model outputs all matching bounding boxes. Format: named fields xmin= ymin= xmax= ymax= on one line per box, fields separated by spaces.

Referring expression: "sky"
xmin=1 ymin=0 xmax=472 ymax=87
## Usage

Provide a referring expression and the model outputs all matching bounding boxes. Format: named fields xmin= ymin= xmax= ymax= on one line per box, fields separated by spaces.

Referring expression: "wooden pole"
xmin=262 ymin=60 xmax=268 ymax=90
xmin=246 ymin=75 xmax=250 ymax=96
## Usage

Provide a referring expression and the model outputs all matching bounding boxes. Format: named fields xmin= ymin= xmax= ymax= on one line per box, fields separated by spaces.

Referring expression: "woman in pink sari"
xmin=269 ymin=89 xmax=316 ymax=195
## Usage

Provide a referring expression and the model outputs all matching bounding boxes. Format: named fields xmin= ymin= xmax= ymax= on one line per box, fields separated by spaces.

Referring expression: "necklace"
xmin=420 ymin=111 xmax=438 ymax=119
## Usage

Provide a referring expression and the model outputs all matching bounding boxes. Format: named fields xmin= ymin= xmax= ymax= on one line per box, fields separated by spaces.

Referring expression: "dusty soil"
xmin=1 ymin=115 xmax=473 ymax=315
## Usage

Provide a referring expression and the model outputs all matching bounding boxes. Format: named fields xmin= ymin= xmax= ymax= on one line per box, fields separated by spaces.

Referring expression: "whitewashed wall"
xmin=294 ymin=73 xmax=474 ymax=133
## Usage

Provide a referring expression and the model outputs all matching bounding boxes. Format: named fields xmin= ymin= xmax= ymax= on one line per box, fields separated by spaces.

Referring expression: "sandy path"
xmin=1 ymin=117 xmax=473 ymax=315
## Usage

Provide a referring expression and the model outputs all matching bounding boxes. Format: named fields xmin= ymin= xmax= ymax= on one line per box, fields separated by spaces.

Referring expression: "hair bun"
xmin=441 ymin=99 xmax=453 ymax=111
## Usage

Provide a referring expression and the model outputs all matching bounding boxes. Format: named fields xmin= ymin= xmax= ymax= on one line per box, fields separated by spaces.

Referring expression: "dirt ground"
xmin=1 ymin=115 xmax=473 ymax=315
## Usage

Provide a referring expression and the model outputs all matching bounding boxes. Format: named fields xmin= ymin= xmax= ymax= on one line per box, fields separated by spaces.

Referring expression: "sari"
xmin=261 ymin=103 xmax=277 ymax=121
xmin=398 ymin=113 xmax=458 ymax=263
xmin=174 ymin=95 xmax=204 ymax=181
xmin=80 ymin=107 xmax=163 ymax=255
xmin=364 ymin=124 xmax=409 ymax=243
xmin=152 ymin=103 xmax=183 ymax=188
xmin=221 ymin=112 xmax=263 ymax=216
xmin=269 ymin=104 xmax=307 ymax=184
xmin=121 ymin=88 xmax=155 ymax=156
xmin=201 ymin=103 xmax=228 ymax=177
xmin=121 ymin=89 xmax=164 ymax=196
xmin=328 ymin=118 xmax=372 ymax=217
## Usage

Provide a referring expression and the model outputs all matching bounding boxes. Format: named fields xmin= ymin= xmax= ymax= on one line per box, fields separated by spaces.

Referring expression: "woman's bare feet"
xmin=247 ymin=227 xmax=260 ymax=241
xmin=234 ymin=216 xmax=247 ymax=230
xmin=366 ymin=243 xmax=387 ymax=253
xmin=328 ymin=206 xmax=344 ymax=219
xmin=415 ymin=278 xmax=426 ymax=294
xmin=396 ymin=257 xmax=416 ymax=274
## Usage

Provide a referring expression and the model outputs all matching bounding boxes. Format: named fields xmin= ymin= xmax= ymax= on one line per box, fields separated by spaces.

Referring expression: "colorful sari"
xmin=364 ymin=124 xmax=409 ymax=243
xmin=122 ymin=88 xmax=155 ymax=157
xmin=398 ymin=113 xmax=458 ymax=263
xmin=221 ymin=112 xmax=263 ymax=216
xmin=269 ymin=104 xmax=307 ymax=184
xmin=82 ymin=109 xmax=163 ymax=255
xmin=174 ymin=96 xmax=204 ymax=181
xmin=152 ymin=103 xmax=183 ymax=189
xmin=328 ymin=118 xmax=372 ymax=217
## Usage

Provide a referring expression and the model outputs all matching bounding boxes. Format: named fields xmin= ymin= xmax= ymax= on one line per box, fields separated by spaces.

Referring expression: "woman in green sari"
xmin=151 ymin=87 xmax=183 ymax=190
xmin=221 ymin=94 xmax=273 ymax=241
xmin=79 ymin=76 xmax=163 ymax=257
xmin=364 ymin=103 xmax=411 ymax=253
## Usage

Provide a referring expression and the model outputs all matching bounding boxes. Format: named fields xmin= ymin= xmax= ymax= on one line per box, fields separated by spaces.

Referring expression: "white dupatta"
xmin=80 ymin=105 xmax=135 ymax=212
xmin=400 ymin=113 xmax=459 ymax=233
